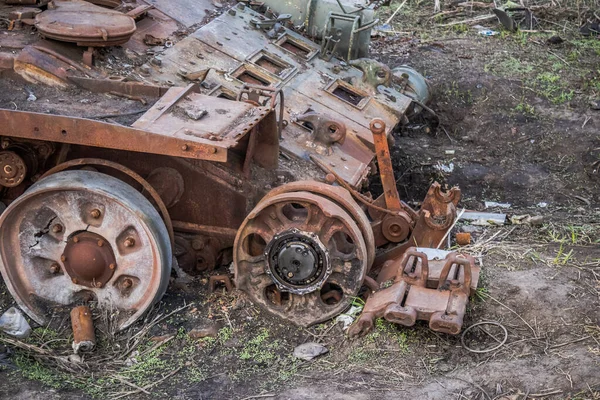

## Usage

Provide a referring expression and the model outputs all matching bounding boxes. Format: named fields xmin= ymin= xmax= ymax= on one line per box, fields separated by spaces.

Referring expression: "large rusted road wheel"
xmin=234 ymin=190 xmax=368 ymax=326
xmin=0 ymin=170 xmax=172 ymax=330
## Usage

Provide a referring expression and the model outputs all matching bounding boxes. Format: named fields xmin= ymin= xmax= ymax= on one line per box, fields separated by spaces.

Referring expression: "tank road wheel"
xmin=0 ymin=170 xmax=172 ymax=330
xmin=261 ymin=181 xmax=375 ymax=271
xmin=234 ymin=191 xmax=368 ymax=326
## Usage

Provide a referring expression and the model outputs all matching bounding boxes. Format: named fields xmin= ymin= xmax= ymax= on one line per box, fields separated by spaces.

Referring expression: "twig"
xmin=113 ymin=376 xmax=151 ymax=395
xmin=549 ymin=335 xmax=591 ymax=349
xmin=240 ymin=394 xmax=276 ymax=400
xmin=385 ymin=0 xmax=409 ymax=24
xmin=436 ymin=208 xmax=465 ymax=249
xmin=438 ymin=14 xmax=496 ymax=26
xmin=112 ymin=366 xmax=183 ymax=399
xmin=487 ymin=295 xmax=536 ymax=336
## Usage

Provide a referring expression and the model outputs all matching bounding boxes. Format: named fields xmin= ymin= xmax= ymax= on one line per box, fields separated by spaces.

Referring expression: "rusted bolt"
xmin=210 ymin=147 xmax=217 ymax=154
xmin=90 ymin=209 xmax=101 ymax=219
xmin=50 ymin=263 xmax=60 ymax=274
xmin=325 ymin=173 xmax=336 ymax=184
xmin=191 ymin=238 xmax=205 ymax=251
xmin=61 ymin=254 xmax=67 ymax=262
xmin=72 ymin=277 xmax=79 ymax=284
xmin=123 ymin=278 xmax=133 ymax=289
xmin=109 ymin=263 xmax=116 ymax=270
xmin=124 ymin=237 xmax=135 ymax=248
xmin=97 ymin=240 xmax=104 ymax=247
xmin=95 ymin=281 xmax=103 ymax=288
xmin=4 ymin=165 xmax=13 ymax=175
xmin=52 ymin=224 xmax=63 ymax=233
xmin=181 ymin=144 xmax=189 ymax=151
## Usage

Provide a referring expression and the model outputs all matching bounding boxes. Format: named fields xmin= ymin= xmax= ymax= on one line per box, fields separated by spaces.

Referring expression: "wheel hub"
xmin=0 ymin=151 xmax=27 ymax=187
xmin=266 ymin=229 xmax=329 ymax=294
xmin=62 ymin=231 xmax=116 ymax=288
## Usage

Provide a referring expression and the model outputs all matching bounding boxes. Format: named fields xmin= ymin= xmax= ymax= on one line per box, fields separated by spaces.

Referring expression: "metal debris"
xmin=71 ymin=306 xmax=96 ymax=353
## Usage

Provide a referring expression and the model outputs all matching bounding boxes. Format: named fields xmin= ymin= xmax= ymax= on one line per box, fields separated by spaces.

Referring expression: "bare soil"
xmin=1 ymin=1 xmax=600 ymax=399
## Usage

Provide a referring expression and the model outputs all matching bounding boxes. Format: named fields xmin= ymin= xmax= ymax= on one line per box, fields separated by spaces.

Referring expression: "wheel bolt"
xmin=109 ymin=263 xmax=116 ymax=270
xmin=97 ymin=240 xmax=104 ymax=247
xmin=124 ymin=237 xmax=135 ymax=248
xmin=123 ymin=278 xmax=133 ymax=289
xmin=49 ymin=263 xmax=60 ymax=274
xmin=52 ymin=224 xmax=63 ymax=233
xmin=90 ymin=209 xmax=101 ymax=219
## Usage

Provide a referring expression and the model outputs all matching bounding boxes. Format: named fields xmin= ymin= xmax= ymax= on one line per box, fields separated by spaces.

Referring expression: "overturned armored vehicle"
xmin=0 ymin=0 xmax=478 ymax=336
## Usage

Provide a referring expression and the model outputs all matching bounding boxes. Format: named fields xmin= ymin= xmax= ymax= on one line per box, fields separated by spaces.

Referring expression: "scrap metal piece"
xmin=349 ymin=248 xmax=479 ymax=337
xmin=35 ymin=0 xmax=136 ymax=47
xmin=71 ymin=306 xmax=96 ymax=353
xmin=208 ymin=275 xmax=234 ymax=293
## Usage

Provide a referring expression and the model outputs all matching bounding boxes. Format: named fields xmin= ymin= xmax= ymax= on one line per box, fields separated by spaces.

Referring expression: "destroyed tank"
xmin=0 ymin=0 xmax=476 ymax=336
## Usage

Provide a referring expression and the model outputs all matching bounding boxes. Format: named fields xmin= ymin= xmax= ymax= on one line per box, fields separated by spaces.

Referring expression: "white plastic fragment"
xmin=537 ymin=202 xmax=548 ymax=208
xmin=484 ymin=201 xmax=511 ymax=209
xmin=460 ymin=211 xmax=506 ymax=225
xmin=293 ymin=342 xmax=328 ymax=361
xmin=435 ymin=162 xmax=454 ymax=173
xmin=0 ymin=307 xmax=32 ymax=339
xmin=416 ymin=247 xmax=452 ymax=260
xmin=336 ymin=305 xmax=362 ymax=330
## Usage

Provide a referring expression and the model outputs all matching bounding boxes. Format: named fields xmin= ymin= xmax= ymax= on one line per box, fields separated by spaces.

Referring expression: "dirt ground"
xmin=1 ymin=1 xmax=600 ymax=399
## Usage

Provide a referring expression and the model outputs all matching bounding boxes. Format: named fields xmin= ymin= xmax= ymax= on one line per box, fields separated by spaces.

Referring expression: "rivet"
xmin=109 ymin=263 xmax=116 ymax=270
xmin=123 ymin=278 xmax=133 ymax=289
xmin=91 ymin=209 xmax=101 ymax=219
xmin=73 ymin=237 xmax=79 ymax=243
xmin=52 ymin=224 xmax=63 ymax=233
xmin=181 ymin=144 xmax=189 ymax=151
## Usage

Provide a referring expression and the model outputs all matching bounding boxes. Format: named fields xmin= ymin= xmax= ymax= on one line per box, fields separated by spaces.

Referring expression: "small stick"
xmin=487 ymin=295 xmax=536 ymax=336
xmin=87 ymin=109 xmax=148 ymax=119
xmin=240 ymin=394 xmax=276 ymax=400
xmin=549 ymin=335 xmax=591 ymax=349
xmin=113 ymin=376 xmax=151 ymax=395
xmin=385 ymin=0 xmax=409 ymax=24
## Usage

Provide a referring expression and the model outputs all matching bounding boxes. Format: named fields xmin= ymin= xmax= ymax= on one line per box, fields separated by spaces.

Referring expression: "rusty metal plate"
xmin=35 ymin=0 xmax=136 ymax=47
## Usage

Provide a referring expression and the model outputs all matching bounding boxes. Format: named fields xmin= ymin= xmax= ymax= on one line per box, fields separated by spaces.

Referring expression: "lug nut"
xmin=49 ymin=263 xmax=60 ymax=274
xmin=90 ymin=209 xmax=101 ymax=219
xmin=123 ymin=278 xmax=133 ymax=289
xmin=124 ymin=237 xmax=135 ymax=248
xmin=52 ymin=224 xmax=63 ymax=233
